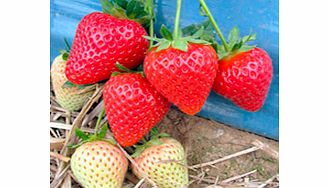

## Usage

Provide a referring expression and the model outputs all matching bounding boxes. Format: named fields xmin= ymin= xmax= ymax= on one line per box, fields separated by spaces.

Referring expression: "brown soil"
xmin=156 ymin=109 xmax=279 ymax=187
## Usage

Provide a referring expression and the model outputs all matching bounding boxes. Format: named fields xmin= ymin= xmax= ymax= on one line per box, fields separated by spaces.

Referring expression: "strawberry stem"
xmin=94 ymin=107 xmax=105 ymax=137
xmin=173 ymin=0 xmax=182 ymax=39
xmin=145 ymin=0 xmax=154 ymax=48
xmin=199 ymin=0 xmax=229 ymax=52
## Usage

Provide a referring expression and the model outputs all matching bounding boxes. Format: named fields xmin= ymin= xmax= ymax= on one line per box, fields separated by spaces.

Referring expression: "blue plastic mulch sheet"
xmin=50 ymin=0 xmax=279 ymax=140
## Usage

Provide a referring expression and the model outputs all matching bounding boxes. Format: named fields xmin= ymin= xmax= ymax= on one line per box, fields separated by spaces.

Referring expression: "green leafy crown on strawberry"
xmin=216 ymin=27 xmax=256 ymax=59
xmin=143 ymin=0 xmax=211 ymax=52
xmin=145 ymin=24 xmax=211 ymax=52
xmin=198 ymin=0 xmax=257 ymax=60
xmin=100 ymin=0 xmax=153 ymax=27
xmin=131 ymin=127 xmax=170 ymax=157
xmin=68 ymin=107 xmax=116 ymax=148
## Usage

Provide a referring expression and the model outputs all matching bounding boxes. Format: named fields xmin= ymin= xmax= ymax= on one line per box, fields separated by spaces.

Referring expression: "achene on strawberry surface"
xmin=132 ymin=137 xmax=189 ymax=188
xmin=144 ymin=41 xmax=218 ymax=116
xmin=65 ymin=12 xmax=149 ymax=85
xmin=103 ymin=72 xmax=171 ymax=147
xmin=70 ymin=140 xmax=128 ymax=188
xmin=213 ymin=47 xmax=273 ymax=112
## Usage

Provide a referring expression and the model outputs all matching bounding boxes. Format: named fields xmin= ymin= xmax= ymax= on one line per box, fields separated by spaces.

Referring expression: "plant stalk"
xmin=146 ymin=0 xmax=154 ymax=48
xmin=173 ymin=0 xmax=182 ymax=39
xmin=199 ymin=0 xmax=229 ymax=52
xmin=94 ymin=107 xmax=105 ymax=137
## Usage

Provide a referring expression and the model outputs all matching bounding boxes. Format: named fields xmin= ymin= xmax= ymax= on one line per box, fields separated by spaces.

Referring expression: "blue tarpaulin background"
xmin=50 ymin=0 xmax=279 ymax=140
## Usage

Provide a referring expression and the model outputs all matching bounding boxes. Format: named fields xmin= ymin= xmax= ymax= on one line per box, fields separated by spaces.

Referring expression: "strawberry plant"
xmin=199 ymin=0 xmax=273 ymax=112
xmin=70 ymin=108 xmax=128 ymax=188
xmin=143 ymin=0 xmax=218 ymax=115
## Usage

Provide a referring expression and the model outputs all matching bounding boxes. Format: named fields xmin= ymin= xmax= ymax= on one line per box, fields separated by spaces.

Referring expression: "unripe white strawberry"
xmin=70 ymin=140 xmax=128 ymax=188
xmin=51 ymin=54 xmax=95 ymax=112
xmin=132 ymin=138 xmax=189 ymax=188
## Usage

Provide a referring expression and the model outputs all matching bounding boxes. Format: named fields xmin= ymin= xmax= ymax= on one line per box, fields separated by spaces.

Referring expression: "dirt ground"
xmin=155 ymin=109 xmax=279 ymax=187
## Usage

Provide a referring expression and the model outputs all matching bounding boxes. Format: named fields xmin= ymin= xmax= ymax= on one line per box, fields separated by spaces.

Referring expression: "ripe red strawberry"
xmin=213 ymin=47 xmax=273 ymax=111
xmin=70 ymin=141 xmax=128 ymax=188
xmin=131 ymin=137 xmax=189 ymax=188
xmin=65 ymin=11 xmax=149 ymax=84
xmin=143 ymin=1 xmax=219 ymax=116
xmin=199 ymin=1 xmax=273 ymax=112
xmin=103 ymin=72 xmax=170 ymax=147
xmin=144 ymin=43 xmax=218 ymax=115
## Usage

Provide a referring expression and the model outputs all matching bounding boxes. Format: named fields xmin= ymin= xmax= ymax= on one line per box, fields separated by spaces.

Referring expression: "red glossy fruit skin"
xmin=144 ymin=43 xmax=218 ymax=115
xmin=213 ymin=47 xmax=273 ymax=112
xmin=103 ymin=73 xmax=171 ymax=147
xmin=65 ymin=12 xmax=149 ymax=84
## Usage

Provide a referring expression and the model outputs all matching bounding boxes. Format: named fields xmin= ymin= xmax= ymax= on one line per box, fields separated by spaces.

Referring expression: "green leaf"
xmin=116 ymin=62 xmax=132 ymax=72
xmin=75 ymin=128 xmax=89 ymax=141
xmin=217 ymin=46 xmax=229 ymax=60
xmin=67 ymin=142 xmax=83 ymax=149
xmin=160 ymin=25 xmax=173 ymax=40
xmin=231 ymin=40 xmax=243 ymax=51
xmin=239 ymin=45 xmax=256 ymax=53
xmin=111 ymin=71 xmax=123 ymax=77
xmin=77 ymin=84 xmax=93 ymax=90
xmin=181 ymin=20 xmax=220 ymax=53
xmin=185 ymin=37 xmax=211 ymax=45
xmin=150 ymin=127 xmax=159 ymax=137
xmin=172 ymin=39 xmax=188 ymax=52
xmin=191 ymin=26 xmax=204 ymax=39
xmin=136 ymin=63 xmax=144 ymax=71
xmin=156 ymin=133 xmax=170 ymax=138
xmin=126 ymin=0 xmax=144 ymax=19
xmin=62 ymin=81 xmax=75 ymax=88
xmin=147 ymin=137 xmax=162 ymax=146
xmin=59 ymin=50 xmax=69 ymax=61
xmin=143 ymin=35 xmax=163 ymax=42
xmin=100 ymin=0 xmax=151 ymax=27
xmin=228 ymin=26 xmax=240 ymax=45
xmin=155 ymin=40 xmax=171 ymax=52
xmin=64 ymin=37 xmax=71 ymax=51
xmin=62 ymin=53 xmax=69 ymax=61
xmin=101 ymin=0 xmax=128 ymax=19
xmin=131 ymin=145 xmax=145 ymax=157
xmin=199 ymin=5 xmax=206 ymax=16
xmin=242 ymin=33 xmax=256 ymax=43
xmin=113 ymin=0 xmax=128 ymax=8
xmin=98 ymin=123 xmax=108 ymax=139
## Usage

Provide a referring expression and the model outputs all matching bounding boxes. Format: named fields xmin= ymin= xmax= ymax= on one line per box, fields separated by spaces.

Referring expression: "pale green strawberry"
xmin=51 ymin=54 xmax=95 ymax=112
xmin=70 ymin=140 xmax=128 ymax=188
xmin=132 ymin=138 xmax=189 ymax=188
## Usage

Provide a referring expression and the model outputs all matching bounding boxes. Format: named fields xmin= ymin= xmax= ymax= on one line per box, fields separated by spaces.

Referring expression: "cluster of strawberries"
xmin=51 ymin=0 xmax=273 ymax=187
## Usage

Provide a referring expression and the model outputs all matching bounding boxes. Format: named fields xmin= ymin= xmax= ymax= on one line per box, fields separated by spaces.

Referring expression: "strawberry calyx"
xmin=144 ymin=25 xmax=211 ymax=52
xmin=199 ymin=0 xmax=257 ymax=60
xmin=181 ymin=20 xmax=221 ymax=53
xmin=59 ymin=38 xmax=71 ymax=61
xmin=131 ymin=127 xmax=170 ymax=157
xmin=144 ymin=0 xmax=210 ymax=53
xmin=100 ymin=0 xmax=153 ymax=28
xmin=68 ymin=107 xmax=117 ymax=149
xmin=217 ymin=27 xmax=256 ymax=60
xmin=111 ymin=62 xmax=145 ymax=77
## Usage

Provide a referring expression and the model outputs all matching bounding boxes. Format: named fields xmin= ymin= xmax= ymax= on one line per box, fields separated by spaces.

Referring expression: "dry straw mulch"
xmin=50 ymin=84 xmax=279 ymax=188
